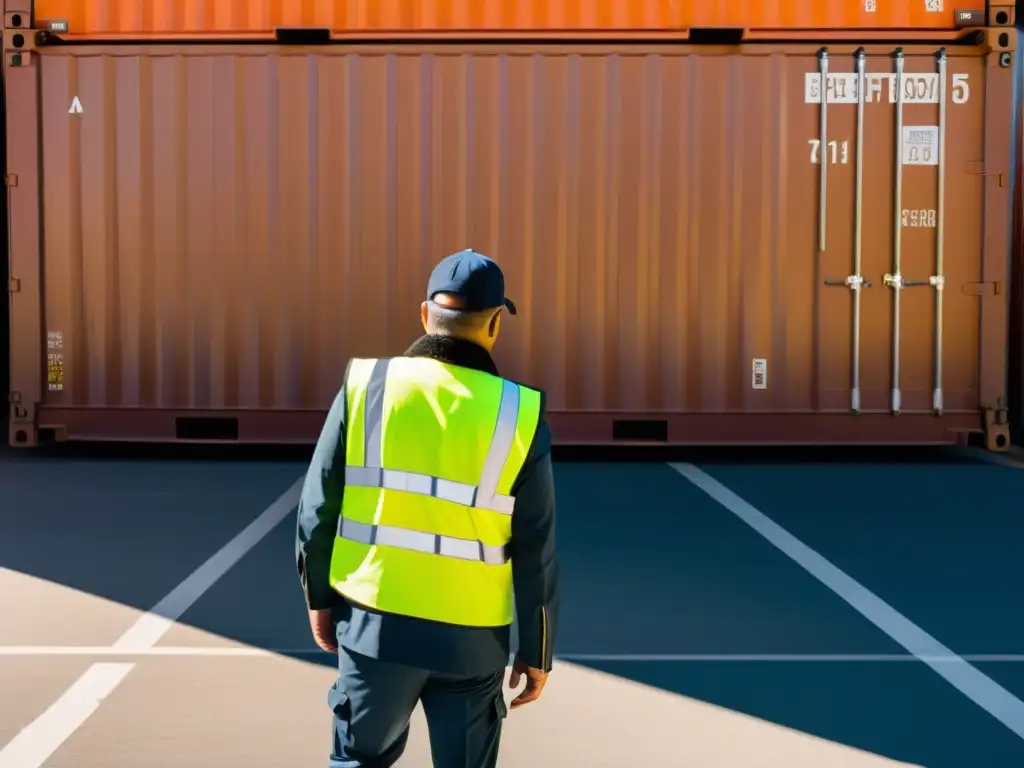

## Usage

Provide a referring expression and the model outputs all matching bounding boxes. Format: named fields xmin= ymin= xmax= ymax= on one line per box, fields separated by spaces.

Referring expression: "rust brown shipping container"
xmin=5 ymin=33 xmax=1017 ymax=448
xmin=23 ymin=0 xmax=1019 ymax=37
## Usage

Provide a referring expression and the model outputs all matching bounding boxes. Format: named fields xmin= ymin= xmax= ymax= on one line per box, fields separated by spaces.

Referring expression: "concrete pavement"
xmin=1 ymin=444 xmax=1023 ymax=767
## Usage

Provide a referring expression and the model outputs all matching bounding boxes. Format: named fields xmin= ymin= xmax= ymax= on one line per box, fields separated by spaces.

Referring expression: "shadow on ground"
xmin=3 ymin=442 xmax=1024 ymax=766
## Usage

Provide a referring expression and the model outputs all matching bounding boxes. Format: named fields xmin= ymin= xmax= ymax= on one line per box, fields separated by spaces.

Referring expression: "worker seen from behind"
xmin=295 ymin=249 xmax=560 ymax=768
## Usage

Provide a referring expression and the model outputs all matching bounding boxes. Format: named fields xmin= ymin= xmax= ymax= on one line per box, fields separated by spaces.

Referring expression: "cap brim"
xmin=503 ymin=298 xmax=517 ymax=316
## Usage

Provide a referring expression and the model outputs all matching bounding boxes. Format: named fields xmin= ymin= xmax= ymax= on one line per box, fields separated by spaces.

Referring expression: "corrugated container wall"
xmin=5 ymin=33 xmax=1017 ymax=448
xmin=26 ymin=0 xmax=1020 ymax=36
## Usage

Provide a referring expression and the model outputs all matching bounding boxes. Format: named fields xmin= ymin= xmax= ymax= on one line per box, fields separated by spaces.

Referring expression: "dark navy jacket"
xmin=295 ymin=334 xmax=560 ymax=677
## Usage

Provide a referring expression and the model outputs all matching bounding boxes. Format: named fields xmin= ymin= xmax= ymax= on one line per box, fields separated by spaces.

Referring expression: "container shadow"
xmin=1 ymin=439 xmax=1011 ymax=465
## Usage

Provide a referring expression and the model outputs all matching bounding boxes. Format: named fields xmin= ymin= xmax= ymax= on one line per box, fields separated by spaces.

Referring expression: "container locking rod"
xmin=932 ymin=48 xmax=948 ymax=415
xmin=889 ymin=49 xmax=905 ymax=415
xmin=817 ymin=47 xmax=829 ymax=253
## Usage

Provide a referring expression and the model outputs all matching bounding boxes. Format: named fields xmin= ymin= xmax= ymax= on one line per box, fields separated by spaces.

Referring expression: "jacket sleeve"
xmin=295 ymin=384 xmax=348 ymax=611
xmin=509 ymin=419 xmax=560 ymax=672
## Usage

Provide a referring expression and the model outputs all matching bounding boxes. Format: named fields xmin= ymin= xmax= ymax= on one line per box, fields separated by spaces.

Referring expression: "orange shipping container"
xmin=23 ymin=0 xmax=1019 ymax=37
xmin=4 ymin=33 xmax=1017 ymax=449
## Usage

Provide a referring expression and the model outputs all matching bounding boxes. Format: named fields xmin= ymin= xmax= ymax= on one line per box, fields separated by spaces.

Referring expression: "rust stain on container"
xmin=28 ymin=0 xmax=1008 ymax=37
xmin=5 ymin=39 xmax=1015 ymax=447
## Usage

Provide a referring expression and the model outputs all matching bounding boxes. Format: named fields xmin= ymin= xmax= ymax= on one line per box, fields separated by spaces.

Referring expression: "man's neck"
xmin=404 ymin=334 xmax=500 ymax=376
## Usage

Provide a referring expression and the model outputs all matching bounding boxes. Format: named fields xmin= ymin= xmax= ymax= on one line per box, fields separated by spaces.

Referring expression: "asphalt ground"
xmin=1 ymin=443 xmax=1024 ymax=767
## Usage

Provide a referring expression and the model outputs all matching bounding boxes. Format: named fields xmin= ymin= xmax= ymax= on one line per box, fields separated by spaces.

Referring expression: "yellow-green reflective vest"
xmin=329 ymin=356 xmax=543 ymax=628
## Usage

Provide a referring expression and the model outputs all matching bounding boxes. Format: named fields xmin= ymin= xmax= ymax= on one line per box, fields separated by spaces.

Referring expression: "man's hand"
xmin=508 ymin=656 xmax=548 ymax=709
xmin=308 ymin=608 xmax=338 ymax=653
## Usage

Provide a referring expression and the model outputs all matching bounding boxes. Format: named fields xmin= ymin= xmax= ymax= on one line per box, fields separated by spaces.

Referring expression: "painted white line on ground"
xmin=7 ymin=646 xmax=1024 ymax=663
xmin=0 ymin=646 xmax=279 ymax=657
xmin=0 ymin=477 xmax=305 ymax=767
xmin=0 ymin=663 xmax=134 ymax=768
xmin=559 ymin=653 xmax=1024 ymax=663
xmin=669 ymin=462 xmax=1024 ymax=741
xmin=114 ymin=477 xmax=305 ymax=650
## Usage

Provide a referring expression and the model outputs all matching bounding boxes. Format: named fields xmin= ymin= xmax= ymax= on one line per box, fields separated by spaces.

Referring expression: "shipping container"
xmin=20 ymin=0 xmax=1019 ymax=38
xmin=4 ymin=33 xmax=1017 ymax=449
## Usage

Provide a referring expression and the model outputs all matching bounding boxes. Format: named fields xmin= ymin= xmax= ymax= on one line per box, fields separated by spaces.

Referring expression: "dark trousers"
xmin=328 ymin=646 xmax=507 ymax=768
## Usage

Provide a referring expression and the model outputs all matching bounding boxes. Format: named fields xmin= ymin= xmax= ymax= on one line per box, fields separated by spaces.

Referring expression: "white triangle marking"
xmin=68 ymin=96 xmax=83 ymax=115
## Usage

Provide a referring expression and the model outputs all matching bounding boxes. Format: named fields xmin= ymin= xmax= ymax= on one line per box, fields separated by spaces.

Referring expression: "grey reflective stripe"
xmin=345 ymin=375 xmax=523 ymax=516
xmin=338 ymin=518 xmax=509 ymax=566
xmin=476 ymin=379 xmax=520 ymax=511
xmin=363 ymin=358 xmax=391 ymax=468
xmin=344 ymin=466 xmax=515 ymax=513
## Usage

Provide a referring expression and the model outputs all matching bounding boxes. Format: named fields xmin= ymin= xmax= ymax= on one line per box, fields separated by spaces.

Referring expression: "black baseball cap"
xmin=426 ymin=249 xmax=517 ymax=315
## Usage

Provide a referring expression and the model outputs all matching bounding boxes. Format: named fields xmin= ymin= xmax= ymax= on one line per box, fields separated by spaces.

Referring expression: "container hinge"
xmin=8 ymin=277 xmax=20 ymax=293
xmin=965 ymin=160 xmax=1005 ymax=187
xmin=824 ymin=275 xmax=872 ymax=289
xmin=7 ymin=391 xmax=30 ymax=422
xmin=961 ymin=281 xmax=1000 ymax=296
xmin=5 ymin=173 xmax=17 ymax=187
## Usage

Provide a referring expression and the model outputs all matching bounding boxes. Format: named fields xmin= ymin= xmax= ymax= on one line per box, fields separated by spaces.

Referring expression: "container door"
xmin=809 ymin=46 xmax=986 ymax=417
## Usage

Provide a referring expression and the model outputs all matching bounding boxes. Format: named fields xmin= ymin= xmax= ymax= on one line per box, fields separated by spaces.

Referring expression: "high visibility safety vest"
xmin=329 ymin=356 xmax=543 ymax=628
